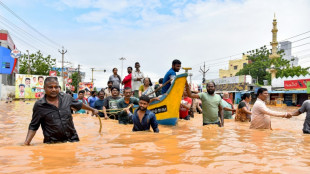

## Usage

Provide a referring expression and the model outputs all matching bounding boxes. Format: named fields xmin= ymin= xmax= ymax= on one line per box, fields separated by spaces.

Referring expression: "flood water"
xmin=0 ymin=101 xmax=309 ymax=173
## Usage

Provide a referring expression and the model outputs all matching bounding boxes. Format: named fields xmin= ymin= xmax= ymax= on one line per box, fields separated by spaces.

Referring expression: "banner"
xmin=307 ymin=81 xmax=310 ymax=94
xmin=15 ymin=74 xmax=63 ymax=99
xmin=284 ymin=79 xmax=310 ymax=89
xmin=79 ymin=82 xmax=93 ymax=92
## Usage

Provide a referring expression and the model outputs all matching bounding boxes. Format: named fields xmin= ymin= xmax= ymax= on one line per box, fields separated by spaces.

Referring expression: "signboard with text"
xmin=284 ymin=79 xmax=310 ymax=89
xmin=49 ymin=71 xmax=57 ymax=76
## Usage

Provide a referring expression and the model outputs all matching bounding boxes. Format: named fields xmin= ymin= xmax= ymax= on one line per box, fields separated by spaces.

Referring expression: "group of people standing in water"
xmin=23 ymin=59 xmax=309 ymax=145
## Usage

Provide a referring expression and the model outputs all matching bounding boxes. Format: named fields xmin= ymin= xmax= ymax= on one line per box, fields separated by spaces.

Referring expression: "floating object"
xmin=136 ymin=73 xmax=188 ymax=125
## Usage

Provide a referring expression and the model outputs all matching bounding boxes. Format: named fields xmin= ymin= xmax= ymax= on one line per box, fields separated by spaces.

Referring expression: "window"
xmin=234 ymin=65 xmax=238 ymax=70
xmin=243 ymin=63 xmax=247 ymax=67
xmin=2 ymin=62 xmax=10 ymax=68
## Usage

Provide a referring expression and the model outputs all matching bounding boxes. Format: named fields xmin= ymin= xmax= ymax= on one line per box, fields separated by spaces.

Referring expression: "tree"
xmin=236 ymin=45 xmax=310 ymax=85
xmin=70 ymin=72 xmax=79 ymax=93
xmin=19 ymin=51 xmax=56 ymax=75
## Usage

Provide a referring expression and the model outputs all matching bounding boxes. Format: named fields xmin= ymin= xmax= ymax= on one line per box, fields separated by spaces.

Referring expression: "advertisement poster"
xmin=78 ymin=82 xmax=93 ymax=92
xmin=15 ymin=74 xmax=63 ymax=99
xmin=284 ymin=79 xmax=310 ymax=89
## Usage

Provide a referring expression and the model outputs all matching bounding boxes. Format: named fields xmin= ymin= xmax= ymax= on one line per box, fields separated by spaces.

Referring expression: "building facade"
xmin=219 ymin=55 xmax=249 ymax=78
xmin=279 ymin=41 xmax=299 ymax=66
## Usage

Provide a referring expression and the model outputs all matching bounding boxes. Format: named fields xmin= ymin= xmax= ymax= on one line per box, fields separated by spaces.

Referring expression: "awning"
xmin=270 ymin=90 xmax=307 ymax=94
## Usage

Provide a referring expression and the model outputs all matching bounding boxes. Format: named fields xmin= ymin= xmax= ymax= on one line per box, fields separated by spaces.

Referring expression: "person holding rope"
xmin=24 ymin=77 xmax=98 ymax=145
xmin=117 ymin=87 xmax=139 ymax=124
xmin=94 ymin=91 xmax=108 ymax=119
xmin=102 ymin=86 xmax=121 ymax=119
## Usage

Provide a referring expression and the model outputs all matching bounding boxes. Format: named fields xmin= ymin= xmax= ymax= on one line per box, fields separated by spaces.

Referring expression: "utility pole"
xmin=26 ymin=50 xmax=30 ymax=74
xmin=91 ymin=68 xmax=106 ymax=84
xmin=119 ymin=57 xmax=126 ymax=80
xmin=58 ymin=46 xmax=67 ymax=91
xmin=78 ymin=64 xmax=81 ymax=83
xmin=189 ymin=73 xmax=193 ymax=84
xmin=200 ymin=62 xmax=209 ymax=84
xmin=91 ymin=68 xmax=95 ymax=84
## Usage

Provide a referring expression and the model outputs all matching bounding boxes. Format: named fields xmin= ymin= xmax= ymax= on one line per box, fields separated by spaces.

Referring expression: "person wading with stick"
xmin=24 ymin=77 xmax=98 ymax=145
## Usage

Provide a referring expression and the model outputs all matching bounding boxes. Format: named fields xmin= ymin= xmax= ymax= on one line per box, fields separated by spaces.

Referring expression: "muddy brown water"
xmin=0 ymin=101 xmax=309 ymax=173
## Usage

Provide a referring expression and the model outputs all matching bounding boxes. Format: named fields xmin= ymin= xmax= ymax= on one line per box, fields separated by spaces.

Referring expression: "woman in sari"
xmin=139 ymin=77 xmax=156 ymax=98
xmin=235 ymin=93 xmax=252 ymax=122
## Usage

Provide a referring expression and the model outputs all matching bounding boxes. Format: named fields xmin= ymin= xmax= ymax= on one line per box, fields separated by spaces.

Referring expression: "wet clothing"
xmin=75 ymin=98 xmax=88 ymax=114
xmin=109 ymin=75 xmax=121 ymax=89
xmin=221 ymin=99 xmax=233 ymax=119
xmin=122 ymin=73 xmax=132 ymax=89
xmin=103 ymin=96 xmax=121 ymax=118
xmin=235 ymin=101 xmax=251 ymax=122
xmin=88 ymin=96 xmax=98 ymax=108
xmin=250 ymin=98 xmax=285 ymax=129
xmin=128 ymin=109 xmax=159 ymax=132
xmin=162 ymin=68 xmax=176 ymax=94
xmin=104 ymin=88 xmax=112 ymax=98
xmin=94 ymin=99 xmax=105 ymax=117
xmin=299 ymin=100 xmax=310 ymax=134
xmin=203 ymin=121 xmax=221 ymax=127
xmin=179 ymin=97 xmax=192 ymax=119
xmin=198 ymin=93 xmax=222 ymax=124
xmin=117 ymin=97 xmax=139 ymax=124
xmin=28 ymin=93 xmax=83 ymax=144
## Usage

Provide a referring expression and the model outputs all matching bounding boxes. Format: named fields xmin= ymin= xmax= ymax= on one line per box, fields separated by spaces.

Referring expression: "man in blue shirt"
xmin=88 ymin=91 xmax=98 ymax=108
xmin=94 ymin=91 xmax=108 ymax=119
xmin=162 ymin=59 xmax=181 ymax=94
xmin=124 ymin=95 xmax=159 ymax=133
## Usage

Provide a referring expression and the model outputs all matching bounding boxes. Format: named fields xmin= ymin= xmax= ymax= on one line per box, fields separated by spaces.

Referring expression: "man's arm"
xmin=223 ymin=107 xmax=236 ymax=112
xmin=290 ymin=109 xmax=302 ymax=116
xmin=24 ymin=130 xmax=37 ymax=145
xmin=81 ymin=103 xmax=98 ymax=116
xmin=185 ymin=82 xmax=199 ymax=99
xmin=150 ymin=114 xmax=159 ymax=133
xmin=219 ymin=104 xmax=224 ymax=127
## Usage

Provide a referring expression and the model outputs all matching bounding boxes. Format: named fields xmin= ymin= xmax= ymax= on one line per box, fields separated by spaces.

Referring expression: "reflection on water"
xmin=0 ymin=101 xmax=309 ymax=173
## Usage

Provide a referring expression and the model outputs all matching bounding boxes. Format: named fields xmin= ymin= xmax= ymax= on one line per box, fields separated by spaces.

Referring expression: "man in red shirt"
xmin=179 ymin=89 xmax=192 ymax=120
xmin=122 ymin=67 xmax=132 ymax=89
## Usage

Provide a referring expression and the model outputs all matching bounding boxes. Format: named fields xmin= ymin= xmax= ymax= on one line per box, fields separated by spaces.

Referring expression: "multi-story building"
xmin=279 ymin=41 xmax=299 ymax=66
xmin=219 ymin=55 xmax=249 ymax=78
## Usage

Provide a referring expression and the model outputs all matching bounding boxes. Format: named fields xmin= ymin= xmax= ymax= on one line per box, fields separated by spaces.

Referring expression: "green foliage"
xmin=93 ymin=87 xmax=98 ymax=92
xmin=70 ymin=72 xmax=79 ymax=93
xmin=18 ymin=51 xmax=56 ymax=75
xmin=236 ymin=45 xmax=310 ymax=85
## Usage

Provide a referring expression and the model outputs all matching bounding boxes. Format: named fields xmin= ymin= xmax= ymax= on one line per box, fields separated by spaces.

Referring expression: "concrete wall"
xmin=0 ymin=84 xmax=15 ymax=100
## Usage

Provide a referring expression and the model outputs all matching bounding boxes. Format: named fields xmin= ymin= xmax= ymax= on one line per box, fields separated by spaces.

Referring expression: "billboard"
xmin=0 ymin=46 xmax=17 ymax=74
xmin=79 ymin=82 xmax=93 ymax=92
xmin=15 ymin=74 xmax=64 ymax=99
xmin=284 ymin=79 xmax=310 ymax=89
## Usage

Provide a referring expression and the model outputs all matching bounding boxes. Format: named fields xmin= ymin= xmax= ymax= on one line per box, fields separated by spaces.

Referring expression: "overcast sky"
xmin=1 ymin=0 xmax=310 ymax=88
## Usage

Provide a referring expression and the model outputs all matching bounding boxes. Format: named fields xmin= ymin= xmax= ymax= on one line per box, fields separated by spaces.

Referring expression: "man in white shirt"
xmin=250 ymin=88 xmax=291 ymax=129
xmin=132 ymin=62 xmax=144 ymax=98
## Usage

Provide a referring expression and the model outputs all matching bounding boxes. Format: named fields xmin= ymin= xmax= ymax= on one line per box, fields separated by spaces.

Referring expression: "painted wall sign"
xmin=284 ymin=79 xmax=310 ymax=89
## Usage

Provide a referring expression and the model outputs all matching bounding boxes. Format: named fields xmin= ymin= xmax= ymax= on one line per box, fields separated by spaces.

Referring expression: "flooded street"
xmin=0 ymin=101 xmax=310 ymax=174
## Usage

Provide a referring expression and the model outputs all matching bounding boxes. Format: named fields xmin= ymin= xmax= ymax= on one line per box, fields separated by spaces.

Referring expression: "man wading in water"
xmin=24 ymin=77 xmax=98 ymax=145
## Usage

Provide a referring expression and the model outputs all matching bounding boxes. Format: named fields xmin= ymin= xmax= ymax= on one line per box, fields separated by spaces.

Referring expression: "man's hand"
xmin=123 ymin=108 xmax=131 ymax=114
xmin=91 ymin=109 xmax=99 ymax=116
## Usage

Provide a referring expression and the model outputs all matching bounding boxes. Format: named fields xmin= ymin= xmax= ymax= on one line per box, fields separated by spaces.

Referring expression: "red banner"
xmin=49 ymin=71 xmax=57 ymax=77
xmin=284 ymin=79 xmax=310 ymax=89
xmin=67 ymin=78 xmax=72 ymax=83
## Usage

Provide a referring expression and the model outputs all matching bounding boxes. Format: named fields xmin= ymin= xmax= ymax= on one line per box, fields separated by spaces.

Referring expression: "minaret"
xmin=268 ymin=14 xmax=280 ymax=80
xmin=269 ymin=13 xmax=280 ymax=59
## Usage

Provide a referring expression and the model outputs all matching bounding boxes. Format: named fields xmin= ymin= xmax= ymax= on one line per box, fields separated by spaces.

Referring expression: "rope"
xmin=95 ymin=114 xmax=102 ymax=133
